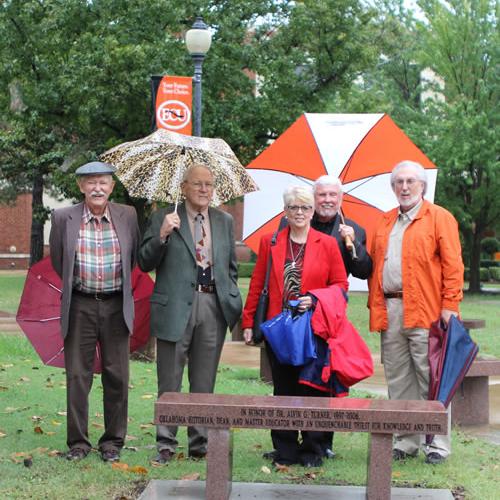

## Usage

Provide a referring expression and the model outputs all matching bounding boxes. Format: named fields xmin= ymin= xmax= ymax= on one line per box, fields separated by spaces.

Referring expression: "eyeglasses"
xmin=394 ymin=178 xmax=420 ymax=187
xmin=187 ymin=181 xmax=214 ymax=190
xmin=287 ymin=205 xmax=313 ymax=213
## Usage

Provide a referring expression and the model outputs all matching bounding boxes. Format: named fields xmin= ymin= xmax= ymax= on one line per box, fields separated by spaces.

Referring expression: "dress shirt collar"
xmin=82 ymin=203 xmax=111 ymax=224
xmin=398 ymin=199 xmax=423 ymax=221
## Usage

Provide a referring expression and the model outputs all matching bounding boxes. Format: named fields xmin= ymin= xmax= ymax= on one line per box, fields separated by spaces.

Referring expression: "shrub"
xmin=481 ymin=237 xmax=499 ymax=256
xmin=480 ymin=267 xmax=490 ymax=282
xmin=489 ymin=267 xmax=500 ymax=281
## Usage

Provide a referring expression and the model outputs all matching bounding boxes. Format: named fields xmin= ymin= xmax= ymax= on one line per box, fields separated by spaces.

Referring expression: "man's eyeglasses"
xmin=394 ymin=178 xmax=420 ymax=187
xmin=187 ymin=181 xmax=214 ymax=190
xmin=287 ymin=205 xmax=313 ymax=213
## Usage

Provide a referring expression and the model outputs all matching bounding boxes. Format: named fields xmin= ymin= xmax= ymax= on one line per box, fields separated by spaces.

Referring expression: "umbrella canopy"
xmin=100 ymin=129 xmax=258 ymax=205
xmin=16 ymin=257 xmax=154 ymax=373
xmin=426 ymin=316 xmax=479 ymax=443
xmin=242 ymin=113 xmax=437 ymax=289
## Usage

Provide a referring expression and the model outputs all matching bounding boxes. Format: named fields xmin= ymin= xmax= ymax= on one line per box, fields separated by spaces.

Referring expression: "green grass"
xmin=1 ymin=334 xmax=500 ymax=499
xmin=1 ymin=274 xmax=500 ymax=498
xmin=0 ymin=272 xmax=26 ymax=315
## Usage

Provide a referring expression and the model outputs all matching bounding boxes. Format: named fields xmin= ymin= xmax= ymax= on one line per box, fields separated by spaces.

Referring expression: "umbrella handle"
xmin=344 ymin=235 xmax=358 ymax=260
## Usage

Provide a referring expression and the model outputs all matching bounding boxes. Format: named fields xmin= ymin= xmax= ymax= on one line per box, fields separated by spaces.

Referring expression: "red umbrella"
xmin=16 ymin=256 xmax=153 ymax=373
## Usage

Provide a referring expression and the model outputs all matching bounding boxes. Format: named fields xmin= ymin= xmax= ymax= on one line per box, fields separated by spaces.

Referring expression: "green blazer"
xmin=138 ymin=203 xmax=242 ymax=342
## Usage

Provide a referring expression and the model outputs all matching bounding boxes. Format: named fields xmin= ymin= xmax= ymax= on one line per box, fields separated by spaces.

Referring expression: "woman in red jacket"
xmin=242 ymin=185 xmax=348 ymax=467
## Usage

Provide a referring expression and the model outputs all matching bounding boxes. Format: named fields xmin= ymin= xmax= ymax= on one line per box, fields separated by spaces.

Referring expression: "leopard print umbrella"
xmin=100 ymin=129 xmax=258 ymax=205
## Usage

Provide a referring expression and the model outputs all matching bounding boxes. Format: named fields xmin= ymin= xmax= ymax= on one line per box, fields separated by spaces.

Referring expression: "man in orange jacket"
xmin=368 ymin=160 xmax=464 ymax=465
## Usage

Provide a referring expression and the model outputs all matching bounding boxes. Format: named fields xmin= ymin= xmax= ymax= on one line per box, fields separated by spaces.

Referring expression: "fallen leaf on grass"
xmin=48 ymin=450 xmax=62 ymax=457
xmin=182 ymin=472 xmax=200 ymax=481
xmin=56 ymin=411 xmax=67 ymax=416
xmin=1 ymin=363 xmax=14 ymax=369
xmin=32 ymin=447 xmax=49 ymax=454
xmin=123 ymin=446 xmax=138 ymax=452
xmin=129 ymin=466 xmax=148 ymax=475
xmin=95 ymin=412 xmax=104 ymax=418
xmin=176 ymin=452 xmax=185 ymax=460
xmin=112 ymin=462 xmax=129 ymax=471
xmin=45 ymin=431 xmax=56 ymax=436
xmin=45 ymin=382 xmax=54 ymax=388
xmin=125 ymin=435 xmax=138 ymax=441
xmin=51 ymin=420 xmax=62 ymax=426
xmin=274 ymin=463 xmax=290 ymax=473
xmin=141 ymin=394 xmax=154 ymax=399
xmin=0 ymin=430 xmax=6 ymax=438
xmin=19 ymin=377 xmax=30 ymax=382
xmin=0 ymin=386 xmax=8 ymax=391
xmin=392 ymin=471 xmax=402 ymax=478
xmin=34 ymin=426 xmax=43 ymax=434
xmin=10 ymin=452 xmax=28 ymax=463
xmin=260 ymin=465 xmax=271 ymax=474
xmin=91 ymin=422 xmax=104 ymax=429
xmin=304 ymin=472 xmax=317 ymax=480
xmin=253 ymin=444 xmax=262 ymax=449
xmin=139 ymin=423 xmax=153 ymax=429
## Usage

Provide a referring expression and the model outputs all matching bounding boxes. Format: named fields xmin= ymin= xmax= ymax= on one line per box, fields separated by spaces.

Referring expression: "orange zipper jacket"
xmin=368 ymin=200 xmax=464 ymax=332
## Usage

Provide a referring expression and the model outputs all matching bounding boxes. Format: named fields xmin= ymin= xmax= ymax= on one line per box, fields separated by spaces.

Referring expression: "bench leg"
xmin=206 ymin=428 xmax=233 ymax=500
xmin=366 ymin=433 xmax=392 ymax=500
xmin=451 ymin=377 xmax=489 ymax=425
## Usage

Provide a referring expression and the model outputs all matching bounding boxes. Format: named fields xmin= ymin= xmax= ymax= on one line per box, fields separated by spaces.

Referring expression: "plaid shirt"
xmin=73 ymin=204 xmax=122 ymax=293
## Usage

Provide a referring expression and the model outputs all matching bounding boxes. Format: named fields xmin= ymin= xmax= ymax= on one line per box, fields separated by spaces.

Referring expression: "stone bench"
xmin=450 ymin=319 xmax=500 ymax=425
xmin=155 ymin=392 xmax=447 ymax=500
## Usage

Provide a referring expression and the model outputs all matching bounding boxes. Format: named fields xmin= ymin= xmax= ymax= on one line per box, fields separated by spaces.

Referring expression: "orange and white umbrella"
xmin=243 ymin=113 xmax=437 ymax=287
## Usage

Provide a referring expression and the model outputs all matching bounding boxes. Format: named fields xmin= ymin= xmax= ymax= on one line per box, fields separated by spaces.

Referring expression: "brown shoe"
xmin=66 ymin=447 xmax=88 ymax=461
xmin=154 ymin=449 xmax=175 ymax=464
xmin=189 ymin=450 xmax=207 ymax=460
xmin=101 ymin=449 xmax=120 ymax=462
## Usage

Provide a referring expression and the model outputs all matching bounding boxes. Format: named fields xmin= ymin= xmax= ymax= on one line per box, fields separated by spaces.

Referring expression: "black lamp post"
xmin=185 ymin=17 xmax=212 ymax=137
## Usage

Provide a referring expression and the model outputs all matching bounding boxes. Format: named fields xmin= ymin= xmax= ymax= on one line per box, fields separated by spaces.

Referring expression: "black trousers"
xmin=265 ymin=342 xmax=328 ymax=465
xmin=64 ymin=293 xmax=130 ymax=453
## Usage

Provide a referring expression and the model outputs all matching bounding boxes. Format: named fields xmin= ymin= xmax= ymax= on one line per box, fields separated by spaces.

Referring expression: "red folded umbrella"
xmin=16 ymin=256 xmax=153 ymax=373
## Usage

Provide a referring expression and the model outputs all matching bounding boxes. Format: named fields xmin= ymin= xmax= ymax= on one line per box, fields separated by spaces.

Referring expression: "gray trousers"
xmin=381 ymin=298 xmax=451 ymax=457
xmin=64 ymin=293 xmax=130 ymax=453
xmin=156 ymin=291 xmax=227 ymax=454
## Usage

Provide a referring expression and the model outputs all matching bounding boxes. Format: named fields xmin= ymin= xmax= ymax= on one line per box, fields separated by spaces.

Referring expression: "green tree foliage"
xmin=415 ymin=0 xmax=499 ymax=292
xmin=0 ymin=0 xmax=377 ymax=264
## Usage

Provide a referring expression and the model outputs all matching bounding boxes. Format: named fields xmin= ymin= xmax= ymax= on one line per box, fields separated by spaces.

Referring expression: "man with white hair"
xmin=312 ymin=175 xmax=372 ymax=280
xmin=309 ymin=175 xmax=372 ymax=460
xmin=368 ymin=160 xmax=464 ymax=465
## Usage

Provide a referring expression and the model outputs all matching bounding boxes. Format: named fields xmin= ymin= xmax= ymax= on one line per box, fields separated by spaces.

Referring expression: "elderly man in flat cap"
xmin=49 ymin=161 xmax=140 ymax=463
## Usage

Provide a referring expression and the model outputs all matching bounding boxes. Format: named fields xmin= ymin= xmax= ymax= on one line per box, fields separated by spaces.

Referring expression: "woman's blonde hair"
xmin=283 ymin=185 xmax=314 ymax=207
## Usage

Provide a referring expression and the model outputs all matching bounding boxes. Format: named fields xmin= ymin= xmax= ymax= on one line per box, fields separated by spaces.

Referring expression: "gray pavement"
xmin=138 ymin=480 xmax=454 ymax=500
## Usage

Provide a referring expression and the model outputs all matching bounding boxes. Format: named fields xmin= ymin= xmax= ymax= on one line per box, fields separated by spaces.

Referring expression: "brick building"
xmin=0 ymin=194 xmax=31 ymax=270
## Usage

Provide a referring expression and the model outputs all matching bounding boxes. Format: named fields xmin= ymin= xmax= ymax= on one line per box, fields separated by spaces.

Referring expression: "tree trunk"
xmin=468 ymin=230 xmax=482 ymax=293
xmin=29 ymin=173 xmax=45 ymax=266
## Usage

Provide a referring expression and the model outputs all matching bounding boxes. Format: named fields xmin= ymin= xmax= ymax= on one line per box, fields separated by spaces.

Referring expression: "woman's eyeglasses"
xmin=287 ymin=205 xmax=313 ymax=213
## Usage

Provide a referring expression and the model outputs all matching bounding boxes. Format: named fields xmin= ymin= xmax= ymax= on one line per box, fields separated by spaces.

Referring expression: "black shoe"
xmin=392 ymin=449 xmax=412 ymax=461
xmin=263 ymin=450 xmax=278 ymax=461
xmin=101 ymin=449 xmax=120 ymax=462
xmin=66 ymin=447 xmax=88 ymax=461
xmin=324 ymin=448 xmax=336 ymax=459
xmin=425 ymin=452 xmax=446 ymax=465
xmin=189 ymin=450 xmax=207 ymax=460
xmin=154 ymin=449 xmax=175 ymax=464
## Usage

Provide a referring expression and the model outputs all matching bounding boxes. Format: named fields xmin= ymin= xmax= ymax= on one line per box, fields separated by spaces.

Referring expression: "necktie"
xmin=194 ymin=213 xmax=210 ymax=269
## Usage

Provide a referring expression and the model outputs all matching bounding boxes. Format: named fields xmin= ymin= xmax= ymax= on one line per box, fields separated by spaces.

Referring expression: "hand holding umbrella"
xmin=339 ymin=211 xmax=358 ymax=260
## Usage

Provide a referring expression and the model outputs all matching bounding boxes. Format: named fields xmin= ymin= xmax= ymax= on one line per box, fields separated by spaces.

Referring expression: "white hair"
xmin=391 ymin=161 xmax=428 ymax=195
xmin=313 ymin=175 xmax=343 ymax=193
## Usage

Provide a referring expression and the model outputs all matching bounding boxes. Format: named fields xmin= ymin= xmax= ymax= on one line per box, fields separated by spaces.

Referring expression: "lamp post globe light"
xmin=185 ymin=16 xmax=212 ymax=137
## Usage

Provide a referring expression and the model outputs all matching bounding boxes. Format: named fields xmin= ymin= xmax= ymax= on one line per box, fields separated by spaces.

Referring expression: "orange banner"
xmin=155 ymin=76 xmax=192 ymax=135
